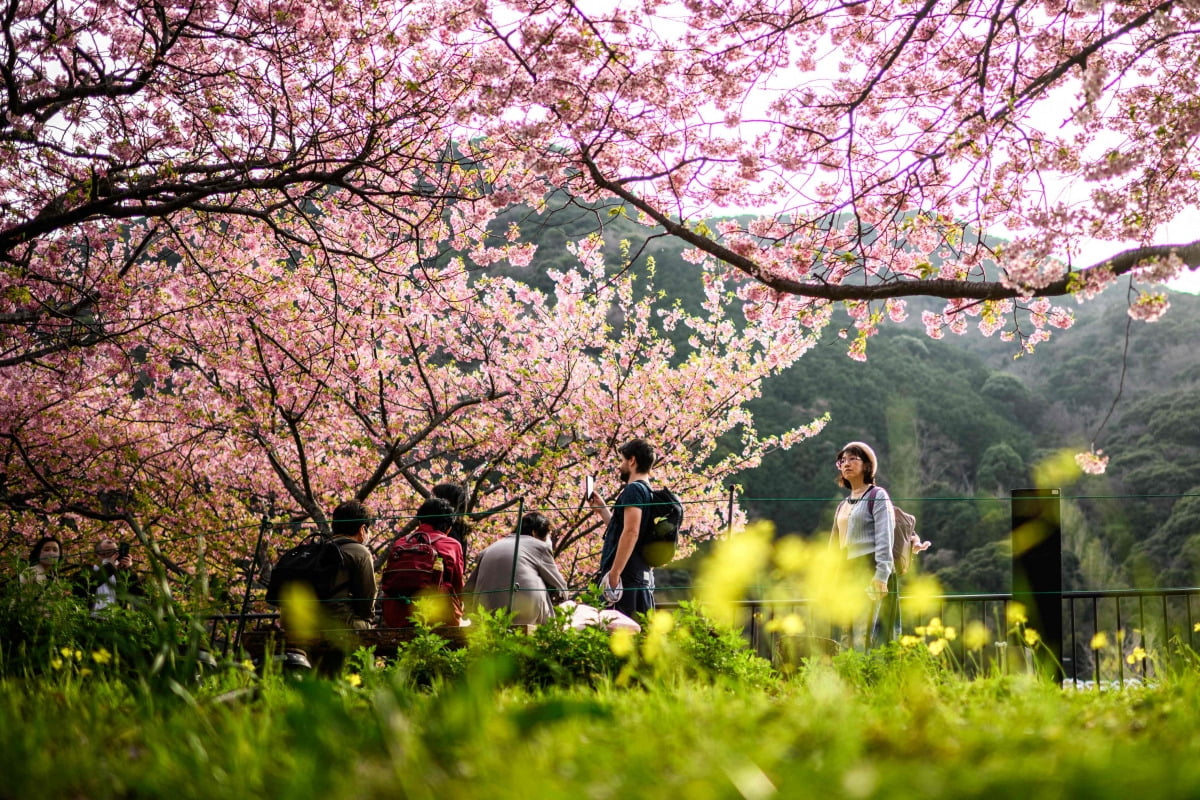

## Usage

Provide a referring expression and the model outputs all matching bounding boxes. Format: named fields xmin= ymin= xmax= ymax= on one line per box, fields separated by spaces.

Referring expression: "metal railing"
xmin=685 ymin=587 xmax=1200 ymax=684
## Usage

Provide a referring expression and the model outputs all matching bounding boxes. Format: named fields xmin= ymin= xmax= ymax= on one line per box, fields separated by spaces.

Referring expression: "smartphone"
xmin=118 ymin=542 xmax=130 ymax=559
xmin=584 ymin=474 xmax=595 ymax=499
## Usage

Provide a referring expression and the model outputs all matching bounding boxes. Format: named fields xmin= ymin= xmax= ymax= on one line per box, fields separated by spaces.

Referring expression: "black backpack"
xmin=265 ymin=535 xmax=347 ymax=606
xmin=634 ymin=482 xmax=685 ymax=568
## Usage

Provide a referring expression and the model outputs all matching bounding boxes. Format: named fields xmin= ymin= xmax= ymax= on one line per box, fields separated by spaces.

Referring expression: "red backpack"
xmin=381 ymin=530 xmax=450 ymax=628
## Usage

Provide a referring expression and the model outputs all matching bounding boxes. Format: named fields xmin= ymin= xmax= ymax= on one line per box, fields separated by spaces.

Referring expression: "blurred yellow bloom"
xmin=924 ymin=617 xmax=945 ymax=637
xmin=1024 ymin=628 xmax=1040 ymax=647
xmin=1126 ymin=646 xmax=1147 ymax=665
xmin=1090 ymin=632 xmax=1109 ymax=650
xmin=773 ymin=536 xmax=807 ymax=574
xmin=1008 ymin=603 xmax=1028 ymax=627
xmin=281 ymin=583 xmax=319 ymax=643
xmin=963 ymin=622 xmax=989 ymax=652
xmin=346 ymin=673 xmax=362 ymax=688
xmin=60 ymin=647 xmax=73 ymax=658
xmin=944 ymin=626 xmax=957 ymax=641
xmin=609 ymin=629 xmax=636 ymax=658
xmin=899 ymin=635 xmax=922 ymax=648
xmin=695 ymin=523 xmax=774 ymax=627
xmin=902 ymin=574 xmax=943 ymax=618
xmin=91 ymin=648 xmax=112 ymax=665
xmin=928 ymin=638 xmax=948 ymax=657
xmin=641 ymin=610 xmax=675 ymax=663
xmin=50 ymin=658 xmax=64 ymax=670
xmin=1194 ymin=622 xmax=1200 ymax=633
xmin=1032 ymin=449 xmax=1083 ymax=489
xmin=766 ymin=613 xmax=805 ymax=636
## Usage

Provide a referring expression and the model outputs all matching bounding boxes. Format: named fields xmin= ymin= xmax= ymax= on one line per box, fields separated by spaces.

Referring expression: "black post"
xmin=231 ymin=513 xmax=271 ymax=658
xmin=1011 ymin=488 xmax=1063 ymax=682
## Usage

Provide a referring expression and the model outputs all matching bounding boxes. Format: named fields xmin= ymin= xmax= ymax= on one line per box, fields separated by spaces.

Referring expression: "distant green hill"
xmin=489 ymin=201 xmax=1200 ymax=593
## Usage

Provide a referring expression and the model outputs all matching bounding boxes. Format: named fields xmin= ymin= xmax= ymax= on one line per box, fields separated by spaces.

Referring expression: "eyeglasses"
xmin=835 ymin=456 xmax=862 ymax=467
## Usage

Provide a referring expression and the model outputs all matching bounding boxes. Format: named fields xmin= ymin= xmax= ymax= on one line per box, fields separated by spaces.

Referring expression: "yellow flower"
xmin=924 ymin=618 xmax=945 ymax=638
xmin=963 ymin=622 xmax=989 ymax=652
xmin=1024 ymin=628 xmax=1041 ymax=647
xmin=73 ymin=649 xmax=83 ymax=661
xmin=1007 ymin=603 xmax=1028 ymax=627
xmin=346 ymin=673 xmax=362 ymax=688
xmin=50 ymin=658 xmax=64 ymax=670
xmin=765 ymin=613 xmax=805 ymax=636
xmin=1126 ymin=646 xmax=1147 ymax=665
xmin=928 ymin=638 xmax=948 ymax=657
xmin=91 ymin=648 xmax=112 ymax=665
xmin=1194 ymin=622 xmax=1200 ymax=634
xmin=1090 ymin=632 xmax=1109 ymax=650
xmin=60 ymin=647 xmax=74 ymax=658
xmin=899 ymin=635 xmax=922 ymax=648
xmin=943 ymin=626 xmax=957 ymax=641
xmin=609 ymin=629 xmax=636 ymax=658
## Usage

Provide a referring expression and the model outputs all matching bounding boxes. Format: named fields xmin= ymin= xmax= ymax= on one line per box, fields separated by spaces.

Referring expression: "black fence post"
xmin=1011 ymin=487 xmax=1063 ymax=682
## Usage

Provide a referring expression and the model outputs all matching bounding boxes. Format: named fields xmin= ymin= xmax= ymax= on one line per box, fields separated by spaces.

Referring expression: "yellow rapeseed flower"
xmin=1126 ymin=646 xmax=1147 ymax=665
xmin=928 ymin=638 xmax=948 ymax=657
xmin=641 ymin=610 xmax=675 ymax=663
xmin=1024 ymin=628 xmax=1041 ymax=647
xmin=1090 ymin=632 xmax=1109 ymax=650
xmin=1194 ymin=622 xmax=1200 ymax=633
xmin=50 ymin=658 xmax=64 ymax=670
xmin=924 ymin=617 xmax=945 ymax=637
xmin=609 ymin=628 xmax=636 ymax=658
xmin=902 ymin=574 xmax=944 ymax=617
xmin=346 ymin=673 xmax=362 ymax=688
xmin=899 ymin=635 xmax=922 ymax=648
xmin=1008 ymin=602 xmax=1028 ymax=627
xmin=91 ymin=648 xmax=112 ymax=665
xmin=60 ymin=647 xmax=74 ymax=658
xmin=765 ymin=613 xmax=805 ymax=636
xmin=963 ymin=621 xmax=989 ymax=652
xmin=944 ymin=626 xmax=957 ymax=641
xmin=695 ymin=523 xmax=774 ymax=627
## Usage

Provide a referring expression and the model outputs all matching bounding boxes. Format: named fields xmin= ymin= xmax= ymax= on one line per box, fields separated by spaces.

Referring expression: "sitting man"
xmin=381 ymin=497 xmax=465 ymax=628
xmin=324 ymin=499 xmax=379 ymax=632
xmin=278 ymin=499 xmax=378 ymax=674
xmin=464 ymin=512 xmax=568 ymax=626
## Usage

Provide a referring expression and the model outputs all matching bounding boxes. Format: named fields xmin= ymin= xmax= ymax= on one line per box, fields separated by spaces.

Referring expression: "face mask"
xmin=39 ymin=553 xmax=60 ymax=565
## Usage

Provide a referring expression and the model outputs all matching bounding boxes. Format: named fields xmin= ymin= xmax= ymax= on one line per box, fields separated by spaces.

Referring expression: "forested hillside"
xmin=492 ymin=202 xmax=1200 ymax=594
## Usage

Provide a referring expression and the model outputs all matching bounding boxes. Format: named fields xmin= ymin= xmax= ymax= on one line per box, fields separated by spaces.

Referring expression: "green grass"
xmin=5 ymin=652 xmax=1200 ymax=800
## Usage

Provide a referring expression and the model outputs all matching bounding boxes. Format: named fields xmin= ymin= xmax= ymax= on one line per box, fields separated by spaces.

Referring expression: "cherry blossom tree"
xmin=7 ymin=0 xmax=1200 ymax=579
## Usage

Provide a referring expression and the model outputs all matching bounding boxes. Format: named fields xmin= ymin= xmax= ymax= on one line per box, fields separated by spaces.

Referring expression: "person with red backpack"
xmin=381 ymin=497 xmax=466 ymax=628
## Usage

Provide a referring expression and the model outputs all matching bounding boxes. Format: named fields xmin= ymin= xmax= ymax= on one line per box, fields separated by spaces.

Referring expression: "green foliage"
xmin=9 ymin=651 xmax=1200 ymax=799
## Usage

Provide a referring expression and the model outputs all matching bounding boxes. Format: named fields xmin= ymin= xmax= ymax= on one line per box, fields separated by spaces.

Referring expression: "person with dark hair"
xmin=588 ymin=438 xmax=657 ymax=617
xmin=431 ymin=481 xmax=471 ymax=557
xmin=464 ymin=511 xmax=569 ymax=625
xmin=21 ymin=536 xmax=64 ymax=585
xmin=80 ymin=537 xmax=141 ymax=611
xmin=325 ymin=499 xmax=379 ymax=631
xmin=380 ymin=497 xmax=467 ymax=627
xmin=829 ymin=441 xmax=896 ymax=649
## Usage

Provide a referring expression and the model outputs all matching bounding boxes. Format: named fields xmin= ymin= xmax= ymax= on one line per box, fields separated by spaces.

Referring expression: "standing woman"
xmin=21 ymin=536 xmax=65 ymax=585
xmin=831 ymin=442 xmax=896 ymax=649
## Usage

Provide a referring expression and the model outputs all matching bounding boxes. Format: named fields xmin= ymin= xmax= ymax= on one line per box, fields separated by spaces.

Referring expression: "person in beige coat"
xmin=465 ymin=512 xmax=568 ymax=625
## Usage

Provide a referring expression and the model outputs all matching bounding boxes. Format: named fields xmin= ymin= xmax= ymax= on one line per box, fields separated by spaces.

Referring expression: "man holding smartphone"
xmin=84 ymin=537 xmax=138 ymax=611
xmin=588 ymin=438 xmax=657 ymax=617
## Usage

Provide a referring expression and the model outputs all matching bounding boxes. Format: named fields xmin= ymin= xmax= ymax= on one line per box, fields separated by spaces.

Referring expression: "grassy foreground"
xmin=5 ymin=654 xmax=1200 ymax=800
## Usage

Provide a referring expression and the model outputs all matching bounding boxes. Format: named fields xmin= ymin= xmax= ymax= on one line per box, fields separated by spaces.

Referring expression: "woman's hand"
xmin=869 ymin=578 xmax=887 ymax=598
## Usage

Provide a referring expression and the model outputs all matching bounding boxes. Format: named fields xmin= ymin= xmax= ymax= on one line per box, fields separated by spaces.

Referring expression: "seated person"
xmin=381 ymin=497 xmax=465 ymax=628
xmin=323 ymin=499 xmax=379 ymax=632
xmin=464 ymin=512 xmax=568 ymax=626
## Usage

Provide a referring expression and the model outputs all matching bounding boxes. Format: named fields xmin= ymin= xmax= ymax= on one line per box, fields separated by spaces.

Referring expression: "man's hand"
xmin=605 ymin=570 xmax=620 ymax=589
